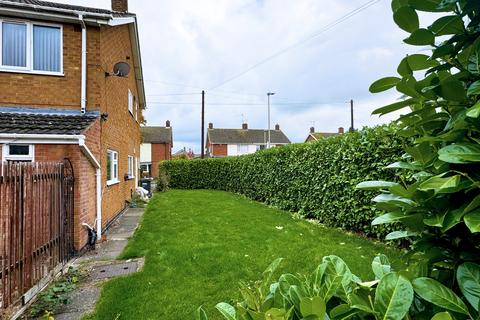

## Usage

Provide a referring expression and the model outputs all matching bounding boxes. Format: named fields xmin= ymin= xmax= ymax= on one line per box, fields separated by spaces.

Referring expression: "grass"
xmin=89 ymin=190 xmax=401 ymax=320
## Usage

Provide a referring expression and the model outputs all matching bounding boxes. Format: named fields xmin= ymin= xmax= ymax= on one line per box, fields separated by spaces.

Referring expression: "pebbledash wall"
xmin=0 ymin=21 xmax=141 ymax=249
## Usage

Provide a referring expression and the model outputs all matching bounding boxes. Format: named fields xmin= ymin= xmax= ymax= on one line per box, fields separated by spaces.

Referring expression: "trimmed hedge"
xmin=160 ymin=125 xmax=405 ymax=239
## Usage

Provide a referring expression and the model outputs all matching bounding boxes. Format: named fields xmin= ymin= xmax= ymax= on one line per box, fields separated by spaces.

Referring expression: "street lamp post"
xmin=267 ymin=92 xmax=275 ymax=148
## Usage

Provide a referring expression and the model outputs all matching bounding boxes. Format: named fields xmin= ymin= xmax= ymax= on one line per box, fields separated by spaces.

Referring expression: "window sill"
xmin=0 ymin=68 xmax=64 ymax=77
xmin=106 ymin=180 xmax=120 ymax=186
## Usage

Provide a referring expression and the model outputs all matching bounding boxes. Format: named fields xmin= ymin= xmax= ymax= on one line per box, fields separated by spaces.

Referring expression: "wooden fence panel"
xmin=0 ymin=161 xmax=74 ymax=312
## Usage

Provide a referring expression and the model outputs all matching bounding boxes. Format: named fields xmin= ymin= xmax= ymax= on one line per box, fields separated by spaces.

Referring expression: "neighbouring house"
xmin=305 ymin=127 xmax=344 ymax=142
xmin=0 ymin=0 xmax=145 ymax=250
xmin=140 ymin=121 xmax=173 ymax=178
xmin=206 ymin=122 xmax=291 ymax=157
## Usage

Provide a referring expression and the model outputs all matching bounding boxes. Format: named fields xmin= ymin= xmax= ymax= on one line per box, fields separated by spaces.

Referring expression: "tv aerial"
xmin=105 ymin=61 xmax=130 ymax=77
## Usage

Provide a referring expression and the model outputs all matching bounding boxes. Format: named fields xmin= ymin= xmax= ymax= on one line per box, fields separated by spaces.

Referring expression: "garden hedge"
xmin=160 ymin=125 xmax=405 ymax=239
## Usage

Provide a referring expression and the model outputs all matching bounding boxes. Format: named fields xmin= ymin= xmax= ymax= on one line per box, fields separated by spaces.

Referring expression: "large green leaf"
xmin=372 ymin=212 xmax=407 ymax=226
xmin=216 ymin=303 xmax=236 ymax=320
xmin=300 ymin=297 xmax=326 ymax=318
xmin=372 ymin=255 xmax=392 ymax=280
xmin=329 ymin=304 xmax=360 ymax=320
xmin=372 ymin=99 xmax=415 ymax=116
xmin=404 ymin=29 xmax=435 ymax=46
xmin=434 ymin=78 xmax=466 ymax=101
xmin=374 ymin=272 xmax=413 ymax=320
xmin=464 ymin=210 xmax=480 ymax=233
xmin=408 ymin=0 xmax=450 ymax=12
xmin=412 ymin=277 xmax=470 ymax=315
xmin=438 ymin=143 xmax=480 ymax=163
xmin=429 ymin=15 xmax=464 ymax=35
xmin=196 ymin=306 xmax=209 ymax=320
xmin=356 ymin=181 xmax=399 ymax=190
xmin=466 ymin=101 xmax=480 ymax=118
xmin=457 ymin=262 xmax=480 ymax=311
xmin=393 ymin=6 xmax=419 ymax=32
xmin=418 ymin=175 xmax=460 ymax=194
xmin=467 ymin=80 xmax=480 ymax=96
xmin=369 ymin=77 xmax=401 ymax=93
xmin=431 ymin=312 xmax=453 ymax=320
xmin=318 ymin=256 xmax=353 ymax=303
xmin=406 ymin=54 xmax=439 ymax=70
xmin=385 ymin=231 xmax=418 ymax=240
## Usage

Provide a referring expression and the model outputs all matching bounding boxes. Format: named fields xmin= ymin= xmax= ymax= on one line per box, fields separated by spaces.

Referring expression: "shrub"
xmin=197 ymin=257 xmax=480 ymax=320
xmin=156 ymin=167 xmax=170 ymax=192
xmin=161 ymin=125 xmax=404 ymax=239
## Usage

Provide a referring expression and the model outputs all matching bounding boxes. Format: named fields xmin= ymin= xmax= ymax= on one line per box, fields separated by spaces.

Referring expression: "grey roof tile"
xmin=207 ymin=129 xmax=290 ymax=145
xmin=0 ymin=112 xmax=98 ymax=135
xmin=141 ymin=126 xmax=172 ymax=144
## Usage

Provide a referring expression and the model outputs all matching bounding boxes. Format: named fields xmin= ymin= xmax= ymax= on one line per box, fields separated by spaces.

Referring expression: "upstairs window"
xmin=3 ymin=144 xmax=34 ymax=162
xmin=106 ymin=150 xmax=119 ymax=185
xmin=0 ymin=20 xmax=62 ymax=74
xmin=128 ymin=89 xmax=134 ymax=115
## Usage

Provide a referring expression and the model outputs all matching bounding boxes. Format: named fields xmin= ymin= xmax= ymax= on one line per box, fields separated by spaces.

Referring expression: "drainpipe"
xmin=78 ymin=138 xmax=102 ymax=240
xmin=79 ymin=14 xmax=87 ymax=114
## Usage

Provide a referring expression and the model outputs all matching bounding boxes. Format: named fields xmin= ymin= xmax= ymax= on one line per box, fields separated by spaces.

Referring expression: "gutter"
xmin=0 ymin=1 xmax=114 ymax=19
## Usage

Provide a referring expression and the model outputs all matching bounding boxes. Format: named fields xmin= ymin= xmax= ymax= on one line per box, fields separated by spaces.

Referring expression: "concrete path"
xmin=53 ymin=207 xmax=145 ymax=320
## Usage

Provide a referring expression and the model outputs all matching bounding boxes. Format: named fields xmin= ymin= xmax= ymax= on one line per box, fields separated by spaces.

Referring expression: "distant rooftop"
xmin=207 ymin=123 xmax=290 ymax=145
xmin=141 ymin=123 xmax=173 ymax=145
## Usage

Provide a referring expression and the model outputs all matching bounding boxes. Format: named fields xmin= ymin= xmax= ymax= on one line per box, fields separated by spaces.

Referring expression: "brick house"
xmin=140 ymin=121 xmax=173 ymax=178
xmin=206 ymin=122 xmax=291 ymax=157
xmin=305 ymin=127 xmax=344 ymax=142
xmin=0 ymin=0 xmax=145 ymax=250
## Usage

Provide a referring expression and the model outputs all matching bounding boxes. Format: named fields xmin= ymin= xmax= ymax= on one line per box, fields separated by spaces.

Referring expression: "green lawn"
xmin=89 ymin=190 xmax=401 ymax=320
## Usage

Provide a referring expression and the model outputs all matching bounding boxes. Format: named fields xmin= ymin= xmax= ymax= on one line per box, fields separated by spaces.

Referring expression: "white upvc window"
xmin=127 ymin=155 xmax=135 ymax=179
xmin=106 ymin=149 xmax=119 ymax=185
xmin=128 ymin=89 xmax=134 ymax=115
xmin=135 ymin=101 xmax=138 ymax=121
xmin=2 ymin=144 xmax=34 ymax=162
xmin=0 ymin=19 xmax=63 ymax=75
xmin=237 ymin=144 xmax=248 ymax=155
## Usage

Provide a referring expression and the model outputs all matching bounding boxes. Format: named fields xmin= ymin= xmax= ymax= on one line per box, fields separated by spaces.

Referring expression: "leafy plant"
xmin=161 ymin=125 xmax=405 ymax=240
xmin=29 ymin=267 xmax=82 ymax=318
xmin=197 ymin=257 xmax=480 ymax=320
xmin=356 ymin=0 xmax=480 ymax=317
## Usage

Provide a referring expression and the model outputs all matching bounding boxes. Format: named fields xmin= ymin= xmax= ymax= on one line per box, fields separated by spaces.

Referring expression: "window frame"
xmin=2 ymin=144 xmax=35 ymax=162
xmin=127 ymin=155 xmax=135 ymax=179
xmin=106 ymin=149 xmax=119 ymax=186
xmin=128 ymin=89 xmax=134 ymax=115
xmin=0 ymin=18 xmax=63 ymax=76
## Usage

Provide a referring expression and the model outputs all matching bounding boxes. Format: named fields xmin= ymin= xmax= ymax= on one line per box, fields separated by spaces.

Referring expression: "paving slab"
xmin=49 ymin=207 xmax=145 ymax=320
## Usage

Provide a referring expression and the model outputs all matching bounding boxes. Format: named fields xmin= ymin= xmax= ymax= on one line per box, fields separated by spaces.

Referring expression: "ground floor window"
xmin=106 ymin=149 xmax=118 ymax=185
xmin=127 ymin=155 xmax=135 ymax=179
xmin=140 ymin=163 xmax=151 ymax=177
xmin=2 ymin=144 xmax=34 ymax=162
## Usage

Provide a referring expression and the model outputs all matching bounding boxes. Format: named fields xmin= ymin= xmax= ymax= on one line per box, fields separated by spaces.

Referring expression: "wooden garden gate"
xmin=0 ymin=160 xmax=75 ymax=313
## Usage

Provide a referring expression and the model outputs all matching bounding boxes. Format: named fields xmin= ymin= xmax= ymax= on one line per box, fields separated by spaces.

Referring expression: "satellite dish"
xmin=112 ymin=62 xmax=130 ymax=77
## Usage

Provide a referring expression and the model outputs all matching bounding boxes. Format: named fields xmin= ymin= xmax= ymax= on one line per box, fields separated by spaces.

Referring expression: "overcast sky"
xmin=57 ymin=0 xmax=425 ymax=152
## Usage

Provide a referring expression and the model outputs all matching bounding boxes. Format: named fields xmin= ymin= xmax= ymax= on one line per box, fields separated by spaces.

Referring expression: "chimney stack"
xmin=166 ymin=120 xmax=171 ymax=127
xmin=242 ymin=123 xmax=248 ymax=130
xmin=275 ymin=124 xmax=280 ymax=130
xmin=338 ymin=127 xmax=344 ymax=134
xmin=310 ymin=127 xmax=315 ymax=133
xmin=112 ymin=0 xmax=128 ymax=12
xmin=208 ymin=123 xmax=213 ymax=129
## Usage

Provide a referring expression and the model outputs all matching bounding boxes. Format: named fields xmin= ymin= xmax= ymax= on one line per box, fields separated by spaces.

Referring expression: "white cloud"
xmin=54 ymin=0 xmax=436 ymax=152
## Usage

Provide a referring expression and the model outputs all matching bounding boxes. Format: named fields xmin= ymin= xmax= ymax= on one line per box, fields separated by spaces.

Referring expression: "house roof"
xmin=207 ymin=128 xmax=290 ymax=145
xmin=311 ymin=132 xmax=339 ymax=139
xmin=0 ymin=0 xmax=135 ymax=17
xmin=141 ymin=127 xmax=173 ymax=145
xmin=0 ymin=111 xmax=98 ymax=135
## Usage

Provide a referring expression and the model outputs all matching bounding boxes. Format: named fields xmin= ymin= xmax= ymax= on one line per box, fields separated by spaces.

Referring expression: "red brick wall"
xmin=0 ymin=23 xmax=102 ymax=111
xmin=151 ymin=143 xmax=171 ymax=177
xmin=212 ymin=144 xmax=228 ymax=157
xmin=99 ymin=24 xmax=141 ymax=225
